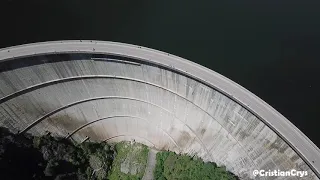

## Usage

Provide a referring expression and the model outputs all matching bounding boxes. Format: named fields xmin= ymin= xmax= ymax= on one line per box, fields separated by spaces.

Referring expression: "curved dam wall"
xmin=0 ymin=41 xmax=319 ymax=179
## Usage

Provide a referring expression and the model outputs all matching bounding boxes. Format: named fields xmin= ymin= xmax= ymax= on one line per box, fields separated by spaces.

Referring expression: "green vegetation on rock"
xmin=34 ymin=134 xmax=114 ymax=180
xmin=108 ymin=141 xmax=149 ymax=180
xmin=0 ymin=127 xmax=239 ymax=180
xmin=80 ymin=142 xmax=114 ymax=179
xmin=154 ymin=151 xmax=238 ymax=180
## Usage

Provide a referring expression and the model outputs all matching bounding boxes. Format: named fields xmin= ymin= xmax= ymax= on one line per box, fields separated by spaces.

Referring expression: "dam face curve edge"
xmin=0 ymin=40 xmax=319 ymax=179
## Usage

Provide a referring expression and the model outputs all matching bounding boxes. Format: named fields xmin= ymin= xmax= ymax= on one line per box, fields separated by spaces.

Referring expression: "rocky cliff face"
xmin=0 ymin=127 xmax=114 ymax=180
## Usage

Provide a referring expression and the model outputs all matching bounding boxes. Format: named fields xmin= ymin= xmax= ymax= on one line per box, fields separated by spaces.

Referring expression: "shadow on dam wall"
xmin=2 ymin=99 xmax=99 ymax=141
xmin=7 ymin=99 xmax=196 ymax=152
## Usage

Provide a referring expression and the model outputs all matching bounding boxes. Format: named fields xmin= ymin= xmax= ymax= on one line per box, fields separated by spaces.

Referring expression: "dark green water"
xmin=0 ymin=1 xmax=319 ymax=146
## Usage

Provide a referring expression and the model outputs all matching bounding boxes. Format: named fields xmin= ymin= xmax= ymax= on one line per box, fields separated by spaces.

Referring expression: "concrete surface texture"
xmin=142 ymin=149 xmax=158 ymax=180
xmin=0 ymin=41 xmax=319 ymax=179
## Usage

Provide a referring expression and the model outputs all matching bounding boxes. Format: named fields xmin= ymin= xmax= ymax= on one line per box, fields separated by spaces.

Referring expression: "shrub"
xmin=154 ymin=151 xmax=238 ymax=180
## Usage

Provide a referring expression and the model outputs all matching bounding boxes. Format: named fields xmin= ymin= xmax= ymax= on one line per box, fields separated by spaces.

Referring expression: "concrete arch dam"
xmin=0 ymin=41 xmax=319 ymax=179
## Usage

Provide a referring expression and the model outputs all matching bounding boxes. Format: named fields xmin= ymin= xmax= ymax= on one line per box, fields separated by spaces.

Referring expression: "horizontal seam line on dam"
xmin=90 ymin=57 xmax=141 ymax=66
xmin=6 ymin=75 xmax=219 ymax=159
xmin=0 ymin=41 xmax=318 ymax=177
xmin=80 ymin=136 xmax=89 ymax=144
xmin=18 ymin=96 xmax=206 ymax=155
xmin=7 ymin=75 xmax=257 ymax=167
xmin=64 ymin=115 xmax=181 ymax=151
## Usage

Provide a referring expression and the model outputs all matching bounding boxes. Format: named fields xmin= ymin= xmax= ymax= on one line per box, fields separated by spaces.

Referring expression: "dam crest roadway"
xmin=0 ymin=40 xmax=319 ymax=179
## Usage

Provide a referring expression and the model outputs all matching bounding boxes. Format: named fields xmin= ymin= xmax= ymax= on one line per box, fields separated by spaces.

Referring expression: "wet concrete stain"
xmin=176 ymin=131 xmax=192 ymax=149
xmin=290 ymin=154 xmax=300 ymax=162
xmin=238 ymin=130 xmax=251 ymax=141
xmin=3 ymin=98 xmax=100 ymax=142
xmin=267 ymin=136 xmax=288 ymax=153
xmin=160 ymin=143 xmax=170 ymax=151
xmin=47 ymin=114 xmax=84 ymax=132
xmin=195 ymin=127 xmax=207 ymax=138
xmin=200 ymin=128 xmax=206 ymax=136
xmin=77 ymin=126 xmax=101 ymax=142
